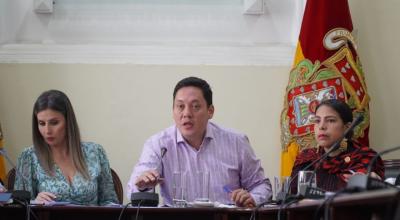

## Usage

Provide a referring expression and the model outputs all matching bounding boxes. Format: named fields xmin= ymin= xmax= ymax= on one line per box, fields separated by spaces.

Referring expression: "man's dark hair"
xmin=173 ymin=77 xmax=213 ymax=107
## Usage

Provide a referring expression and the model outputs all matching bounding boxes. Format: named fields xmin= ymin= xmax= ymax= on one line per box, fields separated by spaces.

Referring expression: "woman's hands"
xmin=343 ymin=171 xmax=382 ymax=182
xmin=35 ymin=192 xmax=57 ymax=204
xmin=0 ymin=183 xmax=6 ymax=193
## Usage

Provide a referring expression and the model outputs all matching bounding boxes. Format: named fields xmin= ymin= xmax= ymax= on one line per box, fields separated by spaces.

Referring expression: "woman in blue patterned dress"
xmin=14 ymin=90 xmax=118 ymax=205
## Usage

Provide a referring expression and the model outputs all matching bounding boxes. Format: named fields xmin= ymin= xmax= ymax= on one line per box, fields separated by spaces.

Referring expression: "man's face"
xmin=173 ymin=86 xmax=214 ymax=147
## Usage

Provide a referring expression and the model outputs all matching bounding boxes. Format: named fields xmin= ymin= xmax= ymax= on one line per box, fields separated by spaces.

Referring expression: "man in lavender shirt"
xmin=127 ymin=77 xmax=272 ymax=207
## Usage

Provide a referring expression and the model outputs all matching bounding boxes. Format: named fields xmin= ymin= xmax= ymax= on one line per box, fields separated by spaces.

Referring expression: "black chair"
xmin=383 ymin=159 xmax=400 ymax=179
xmin=110 ymin=168 xmax=124 ymax=204
xmin=6 ymin=167 xmax=15 ymax=190
xmin=6 ymin=167 xmax=124 ymax=204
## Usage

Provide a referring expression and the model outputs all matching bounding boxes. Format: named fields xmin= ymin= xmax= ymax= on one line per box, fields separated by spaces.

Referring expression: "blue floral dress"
xmin=14 ymin=142 xmax=118 ymax=205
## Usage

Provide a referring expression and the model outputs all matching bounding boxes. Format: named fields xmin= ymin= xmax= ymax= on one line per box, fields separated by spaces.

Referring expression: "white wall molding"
xmin=243 ymin=0 xmax=264 ymax=15
xmin=0 ymin=43 xmax=294 ymax=65
xmin=34 ymin=0 xmax=53 ymax=13
xmin=0 ymin=0 xmax=303 ymax=65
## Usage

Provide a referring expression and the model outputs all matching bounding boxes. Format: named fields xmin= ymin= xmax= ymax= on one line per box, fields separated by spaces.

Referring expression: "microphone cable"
xmin=12 ymin=198 xmax=39 ymax=220
xmin=117 ymin=202 xmax=132 ymax=220
xmin=25 ymin=200 xmax=31 ymax=220
xmin=249 ymin=199 xmax=275 ymax=220
xmin=117 ymin=200 xmax=143 ymax=220
xmin=135 ymin=200 xmax=143 ymax=220
xmin=312 ymin=188 xmax=347 ymax=220
xmin=277 ymin=196 xmax=302 ymax=220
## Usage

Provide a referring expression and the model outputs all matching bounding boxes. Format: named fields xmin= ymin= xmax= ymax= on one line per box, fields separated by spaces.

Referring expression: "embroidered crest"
xmin=281 ymin=28 xmax=370 ymax=152
xmin=287 ymin=77 xmax=346 ymax=137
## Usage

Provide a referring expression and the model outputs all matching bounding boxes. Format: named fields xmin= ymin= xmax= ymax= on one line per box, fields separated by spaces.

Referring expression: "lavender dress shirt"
xmin=127 ymin=122 xmax=272 ymax=206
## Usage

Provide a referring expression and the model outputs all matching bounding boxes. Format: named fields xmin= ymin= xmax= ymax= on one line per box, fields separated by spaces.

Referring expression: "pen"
xmin=223 ymin=185 xmax=247 ymax=193
xmin=223 ymin=185 xmax=233 ymax=193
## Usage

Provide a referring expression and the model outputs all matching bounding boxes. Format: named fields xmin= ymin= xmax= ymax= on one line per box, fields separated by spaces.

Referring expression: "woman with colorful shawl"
xmin=290 ymin=99 xmax=384 ymax=194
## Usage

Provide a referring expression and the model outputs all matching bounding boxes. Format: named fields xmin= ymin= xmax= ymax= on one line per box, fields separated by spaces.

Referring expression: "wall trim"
xmin=0 ymin=43 xmax=294 ymax=66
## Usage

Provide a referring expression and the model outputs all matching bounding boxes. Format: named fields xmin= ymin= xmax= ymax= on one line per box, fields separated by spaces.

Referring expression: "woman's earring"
xmin=340 ymin=138 xmax=348 ymax=150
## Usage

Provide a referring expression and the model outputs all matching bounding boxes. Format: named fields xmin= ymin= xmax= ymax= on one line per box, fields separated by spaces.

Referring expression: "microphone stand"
xmin=131 ymin=147 xmax=167 ymax=207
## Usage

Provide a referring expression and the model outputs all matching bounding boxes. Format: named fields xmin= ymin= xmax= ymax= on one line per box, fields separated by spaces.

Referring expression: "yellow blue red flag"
xmin=0 ymin=122 xmax=6 ymax=182
xmin=280 ymin=0 xmax=370 ymax=176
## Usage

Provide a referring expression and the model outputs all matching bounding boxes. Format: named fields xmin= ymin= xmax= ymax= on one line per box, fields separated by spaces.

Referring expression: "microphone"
xmin=159 ymin=147 xmax=168 ymax=177
xmin=277 ymin=115 xmax=364 ymax=202
xmin=152 ymin=147 xmax=168 ymax=193
xmin=347 ymin=145 xmax=400 ymax=191
xmin=161 ymin=147 xmax=168 ymax=158
xmin=0 ymin=148 xmax=31 ymax=203
xmin=131 ymin=147 xmax=167 ymax=207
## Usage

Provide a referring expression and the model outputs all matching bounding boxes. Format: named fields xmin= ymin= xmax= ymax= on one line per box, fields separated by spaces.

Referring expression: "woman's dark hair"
xmin=315 ymin=99 xmax=354 ymax=139
xmin=173 ymin=77 xmax=213 ymax=107
xmin=32 ymin=90 xmax=89 ymax=179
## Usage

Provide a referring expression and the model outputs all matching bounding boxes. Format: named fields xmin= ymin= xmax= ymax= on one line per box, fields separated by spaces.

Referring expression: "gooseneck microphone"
xmin=131 ymin=147 xmax=167 ymax=207
xmin=347 ymin=145 xmax=400 ymax=191
xmin=160 ymin=147 xmax=168 ymax=177
xmin=152 ymin=147 xmax=168 ymax=193
xmin=160 ymin=147 xmax=168 ymax=158
xmin=0 ymin=148 xmax=31 ymax=203
xmin=277 ymin=115 xmax=364 ymax=202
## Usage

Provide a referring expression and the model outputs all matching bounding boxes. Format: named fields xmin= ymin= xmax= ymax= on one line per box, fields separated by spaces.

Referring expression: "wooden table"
xmin=1 ymin=188 xmax=399 ymax=220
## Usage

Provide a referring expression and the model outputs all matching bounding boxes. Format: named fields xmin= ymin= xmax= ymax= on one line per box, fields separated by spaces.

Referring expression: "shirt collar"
xmin=176 ymin=122 xmax=214 ymax=145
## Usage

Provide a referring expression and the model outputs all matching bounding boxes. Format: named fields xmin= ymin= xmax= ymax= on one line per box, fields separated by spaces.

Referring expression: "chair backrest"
xmin=6 ymin=167 xmax=124 ymax=204
xmin=6 ymin=167 xmax=16 ymax=190
xmin=110 ymin=168 xmax=124 ymax=204
xmin=384 ymin=159 xmax=400 ymax=179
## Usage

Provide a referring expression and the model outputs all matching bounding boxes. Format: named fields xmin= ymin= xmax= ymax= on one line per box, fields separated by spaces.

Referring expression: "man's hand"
xmin=231 ymin=188 xmax=256 ymax=208
xmin=135 ymin=170 xmax=163 ymax=190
